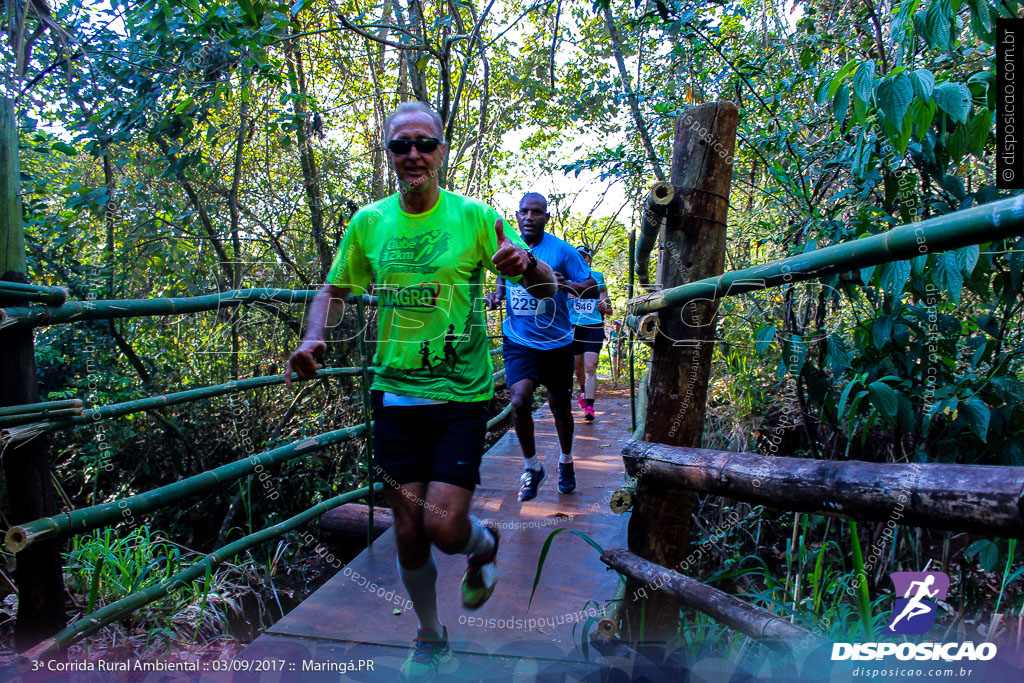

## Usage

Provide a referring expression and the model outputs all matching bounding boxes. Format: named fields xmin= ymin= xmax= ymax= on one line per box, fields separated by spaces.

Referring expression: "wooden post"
xmin=0 ymin=97 xmax=66 ymax=649
xmin=623 ymin=102 xmax=737 ymax=648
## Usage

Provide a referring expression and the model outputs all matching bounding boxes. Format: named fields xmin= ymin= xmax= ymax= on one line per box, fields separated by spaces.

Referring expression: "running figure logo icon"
xmin=885 ymin=571 xmax=949 ymax=635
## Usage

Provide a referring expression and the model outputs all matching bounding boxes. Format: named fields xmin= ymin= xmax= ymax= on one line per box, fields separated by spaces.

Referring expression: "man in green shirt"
xmin=286 ymin=101 xmax=555 ymax=682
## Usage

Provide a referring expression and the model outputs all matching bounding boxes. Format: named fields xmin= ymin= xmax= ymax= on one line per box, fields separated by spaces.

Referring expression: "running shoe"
xmin=558 ymin=462 xmax=576 ymax=494
xmin=577 ymin=392 xmax=586 ymax=411
xmin=584 ymin=405 xmax=595 ymax=421
xmin=400 ymin=627 xmax=450 ymax=683
xmin=461 ymin=523 xmax=500 ymax=609
xmin=519 ymin=465 xmax=547 ymax=502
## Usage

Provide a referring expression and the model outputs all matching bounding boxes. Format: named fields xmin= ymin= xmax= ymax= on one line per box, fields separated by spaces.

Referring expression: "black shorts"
xmin=502 ymin=338 xmax=574 ymax=401
xmin=572 ymin=324 xmax=605 ymax=355
xmin=370 ymin=391 xmax=488 ymax=492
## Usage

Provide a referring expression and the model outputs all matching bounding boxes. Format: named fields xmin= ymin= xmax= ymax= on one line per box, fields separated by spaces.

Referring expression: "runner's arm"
xmin=598 ymin=286 xmax=613 ymax=315
xmin=559 ymin=275 xmax=598 ymax=297
xmin=285 ymin=283 xmax=350 ymax=386
xmin=521 ymin=258 xmax=556 ymax=299
xmin=486 ymin=278 xmax=506 ymax=309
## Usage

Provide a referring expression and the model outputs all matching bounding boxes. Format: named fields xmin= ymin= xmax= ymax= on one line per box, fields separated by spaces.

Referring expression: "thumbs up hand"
xmin=491 ymin=218 xmax=531 ymax=276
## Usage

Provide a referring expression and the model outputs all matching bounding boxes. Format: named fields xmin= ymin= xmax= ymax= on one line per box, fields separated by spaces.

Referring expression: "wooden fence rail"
xmin=601 ymin=548 xmax=824 ymax=653
xmin=622 ymin=440 xmax=1024 ymax=538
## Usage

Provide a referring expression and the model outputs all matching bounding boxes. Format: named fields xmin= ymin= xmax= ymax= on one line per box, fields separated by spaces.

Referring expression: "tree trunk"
xmin=283 ymin=26 xmax=330 ymax=282
xmin=623 ymin=103 xmax=737 ymax=647
xmin=229 ymin=98 xmax=249 ymax=379
xmin=0 ymin=96 xmax=66 ymax=650
xmin=601 ymin=3 xmax=665 ymax=182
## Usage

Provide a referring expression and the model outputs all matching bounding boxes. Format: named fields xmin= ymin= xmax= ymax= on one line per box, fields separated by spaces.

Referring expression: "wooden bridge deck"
xmin=238 ymin=388 xmax=634 ymax=681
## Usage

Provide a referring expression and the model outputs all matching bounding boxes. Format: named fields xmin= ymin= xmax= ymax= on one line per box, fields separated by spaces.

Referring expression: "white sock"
xmin=397 ymin=554 xmax=443 ymax=637
xmin=559 ymin=452 xmax=573 ymax=464
xmin=460 ymin=515 xmax=496 ymax=557
xmin=524 ymin=455 xmax=541 ymax=471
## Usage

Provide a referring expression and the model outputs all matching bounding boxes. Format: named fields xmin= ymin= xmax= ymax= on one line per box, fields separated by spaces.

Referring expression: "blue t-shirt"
xmin=501 ymin=232 xmax=592 ymax=350
xmin=569 ymin=271 xmax=606 ymax=326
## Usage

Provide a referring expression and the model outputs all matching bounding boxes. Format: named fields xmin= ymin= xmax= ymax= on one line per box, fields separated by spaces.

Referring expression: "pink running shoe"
xmin=584 ymin=406 xmax=595 ymax=421
xmin=577 ymin=393 xmax=586 ymax=411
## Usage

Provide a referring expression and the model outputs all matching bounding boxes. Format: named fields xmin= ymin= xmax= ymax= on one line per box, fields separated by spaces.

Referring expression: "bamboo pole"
xmin=486 ymin=402 xmax=514 ymax=431
xmin=1 ymin=368 xmax=366 ymax=446
xmin=0 ymin=281 xmax=66 ymax=306
xmin=628 ymin=229 xmax=636 ymax=433
xmin=602 ymin=548 xmax=823 ymax=653
xmin=356 ymin=297 xmax=375 ymax=547
xmin=17 ymin=483 xmax=384 ymax=664
xmin=621 ymin=440 xmax=1024 ymax=537
xmin=5 ymin=424 xmax=368 ymax=553
xmin=0 ymin=290 xmax=377 ymax=330
xmin=2 ymin=94 xmax=66 ymax=646
xmin=0 ymin=407 xmax=83 ymax=428
xmin=628 ymin=195 xmax=1024 ymax=316
xmin=623 ymin=313 xmax=659 ymax=342
xmin=609 ymin=482 xmax=636 ymax=514
xmin=634 ymin=182 xmax=673 ymax=292
xmin=596 ymin=580 xmax=628 ymax=637
xmin=0 ymin=399 xmax=82 ymax=417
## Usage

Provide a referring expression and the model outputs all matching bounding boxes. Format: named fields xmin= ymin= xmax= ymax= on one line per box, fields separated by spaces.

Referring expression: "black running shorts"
xmin=370 ymin=391 xmax=488 ymax=492
xmin=572 ymin=324 xmax=605 ymax=355
xmin=501 ymin=338 xmax=574 ymax=401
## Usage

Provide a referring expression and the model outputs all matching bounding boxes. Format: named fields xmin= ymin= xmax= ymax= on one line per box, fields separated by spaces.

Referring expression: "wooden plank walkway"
xmin=238 ymin=388 xmax=634 ymax=681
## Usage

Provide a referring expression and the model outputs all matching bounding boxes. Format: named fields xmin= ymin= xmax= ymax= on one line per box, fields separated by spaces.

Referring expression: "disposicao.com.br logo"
xmin=831 ymin=571 xmax=997 ymax=662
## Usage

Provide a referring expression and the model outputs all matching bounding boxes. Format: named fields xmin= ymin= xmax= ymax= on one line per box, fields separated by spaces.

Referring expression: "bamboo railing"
xmin=1 ymin=368 xmax=366 ymax=445
xmin=0 ymin=280 xmax=67 ymax=306
xmin=0 ymin=398 xmax=82 ymax=417
xmin=614 ymin=188 xmax=1024 ymax=650
xmin=2 ymin=278 xmax=515 ymax=660
xmin=621 ymin=441 xmax=1024 ymax=538
xmin=6 ymin=424 xmax=368 ymax=552
xmin=627 ymin=195 xmax=1024 ymax=316
xmin=18 ymin=483 xmax=383 ymax=664
xmin=0 ymin=289 xmax=377 ymax=330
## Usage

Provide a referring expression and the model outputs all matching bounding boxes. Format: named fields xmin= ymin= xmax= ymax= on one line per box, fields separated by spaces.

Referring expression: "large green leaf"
xmin=833 ymin=84 xmax=850 ymax=126
xmin=873 ymin=315 xmax=893 ymax=350
xmin=782 ymin=336 xmax=807 ymax=376
xmin=910 ymin=69 xmax=935 ymax=99
xmin=828 ymin=59 xmax=860 ymax=100
xmin=877 ymin=73 xmax=913 ymax=124
xmin=955 ymin=245 xmax=980 ymax=277
xmin=238 ymin=0 xmax=259 ymax=26
xmin=51 ymin=141 xmax=77 ymax=156
xmin=946 ymin=124 xmax=968 ymax=166
xmin=755 ymin=323 xmax=776 ymax=356
xmin=868 ymin=381 xmax=899 ymax=420
xmin=932 ymin=252 xmax=964 ymax=303
xmin=879 ymin=260 xmax=911 ymax=296
xmin=968 ymin=108 xmax=991 ymax=157
xmin=852 ymin=61 xmax=875 ymax=104
xmin=922 ymin=0 xmax=953 ymax=50
xmin=933 ymin=82 xmax=972 ymax=124
xmin=827 ymin=334 xmax=854 ymax=376
xmin=962 ymin=396 xmax=990 ymax=442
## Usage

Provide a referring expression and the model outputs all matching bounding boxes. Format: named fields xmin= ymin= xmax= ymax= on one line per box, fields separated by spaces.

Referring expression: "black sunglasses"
xmin=386 ymin=137 xmax=442 ymax=155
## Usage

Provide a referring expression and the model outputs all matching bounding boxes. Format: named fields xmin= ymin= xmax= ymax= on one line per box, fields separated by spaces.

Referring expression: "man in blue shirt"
xmin=486 ymin=193 xmax=597 ymax=500
xmin=569 ymin=245 xmax=613 ymax=421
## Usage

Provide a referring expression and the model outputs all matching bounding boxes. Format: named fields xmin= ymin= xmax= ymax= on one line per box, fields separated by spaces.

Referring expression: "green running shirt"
xmin=326 ymin=189 xmax=527 ymax=402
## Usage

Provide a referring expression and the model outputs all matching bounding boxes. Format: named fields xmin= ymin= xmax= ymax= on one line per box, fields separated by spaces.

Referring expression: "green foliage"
xmin=64 ymin=526 xmax=239 ymax=645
